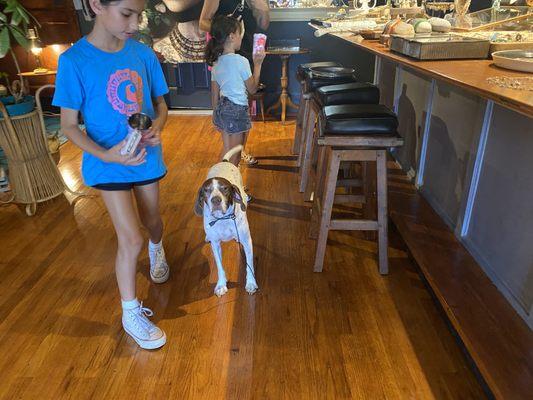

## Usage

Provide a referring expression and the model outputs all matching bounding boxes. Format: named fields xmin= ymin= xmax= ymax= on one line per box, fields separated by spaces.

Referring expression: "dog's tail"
xmin=222 ymin=145 xmax=243 ymax=162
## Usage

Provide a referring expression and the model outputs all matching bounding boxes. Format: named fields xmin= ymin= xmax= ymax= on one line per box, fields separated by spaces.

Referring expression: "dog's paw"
xmin=214 ymin=283 xmax=228 ymax=297
xmin=245 ymin=280 xmax=258 ymax=295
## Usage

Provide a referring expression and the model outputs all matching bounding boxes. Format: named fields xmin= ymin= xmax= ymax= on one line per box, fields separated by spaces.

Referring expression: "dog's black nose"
xmin=211 ymin=196 xmax=222 ymax=205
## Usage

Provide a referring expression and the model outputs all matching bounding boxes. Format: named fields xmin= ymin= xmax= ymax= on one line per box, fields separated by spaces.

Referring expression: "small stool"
xmin=297 ymin=66 xmax=357 ymax=169
xmin=293 ymin=61 xmax=341 ymax=154
xmin=299 ymin=81 xmax=380 ymax=194
xmin=310 ymin=104 xmax=404 ymax=275
xmin=249 ymin=83 xmax=266 ymax=122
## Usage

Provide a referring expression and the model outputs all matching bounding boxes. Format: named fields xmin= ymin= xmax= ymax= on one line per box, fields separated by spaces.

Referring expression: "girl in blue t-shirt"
xmin=53 ymin=0 xmax=169 ymax=350
xmin=206 ymin=15 xmax=265 ymax=166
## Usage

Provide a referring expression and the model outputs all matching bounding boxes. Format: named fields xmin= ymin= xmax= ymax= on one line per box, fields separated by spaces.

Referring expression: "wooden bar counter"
xmin=313 ymin=28 xmax=533 ymax=400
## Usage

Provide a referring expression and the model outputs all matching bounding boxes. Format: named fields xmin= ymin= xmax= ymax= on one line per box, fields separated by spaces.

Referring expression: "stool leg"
xmin=299 ymin=104 xmax=317 ymax=193
xmin=304 ymin=123 xmax=321 ymax=202
xmin=363 ymin=161 xmax=377 ymax=241
xmin=260 ymin=97 xmax=265 ymax=123
xmin=309 ymin=145 xmax=327 ymax=239
xmin=295 ymin=97 xmax=310 ymax=164
xmin=376 ymin=150 xmax=388 ymax=275
xmin=293 ymin=85 xmax=305 ymax=153
xmin=313 ymin=148 xmax=340 ymax=272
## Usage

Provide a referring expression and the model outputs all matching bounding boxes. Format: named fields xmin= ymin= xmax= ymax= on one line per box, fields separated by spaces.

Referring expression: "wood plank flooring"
xmin=0 ymin=117 xmax=486 ymax=399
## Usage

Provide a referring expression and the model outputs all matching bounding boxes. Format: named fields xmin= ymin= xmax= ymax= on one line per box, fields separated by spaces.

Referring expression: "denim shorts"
xmin=213 ymin=97 xmax=252 ymax=135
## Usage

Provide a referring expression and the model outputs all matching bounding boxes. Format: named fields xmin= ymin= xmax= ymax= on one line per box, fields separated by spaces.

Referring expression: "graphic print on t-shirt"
xmin=106 ymin=68 xmax=143 ymax=115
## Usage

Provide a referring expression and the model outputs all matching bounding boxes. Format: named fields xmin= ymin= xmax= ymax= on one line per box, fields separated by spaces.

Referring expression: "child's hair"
xmin=205 ymin=15 xmax=241 ymax=66
xmin=83 ymin=0 xmax=116 ymax=19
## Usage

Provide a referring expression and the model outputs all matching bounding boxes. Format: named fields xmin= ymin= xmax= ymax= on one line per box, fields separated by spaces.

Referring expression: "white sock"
xmin=149 ymin=239 xmax=162 ymax=252
xmin=121 ymin=298 xmax=140 ymax=311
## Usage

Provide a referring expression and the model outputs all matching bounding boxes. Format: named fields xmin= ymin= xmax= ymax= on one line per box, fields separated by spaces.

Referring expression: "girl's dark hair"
xmin=205 ymin=15 xmax=241 ymax=66
xmin=83 ymin=0 xmax=116 ymax=19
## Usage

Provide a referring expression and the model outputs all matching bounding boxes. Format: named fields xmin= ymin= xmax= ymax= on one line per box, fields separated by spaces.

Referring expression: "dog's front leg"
xmin=240 ymin=233 xmax=258 ymax=294
xmin=210 ymin=241 xmax=228 ymax=297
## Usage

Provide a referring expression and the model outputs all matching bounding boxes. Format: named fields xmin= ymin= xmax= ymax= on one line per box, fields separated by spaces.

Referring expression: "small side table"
xmin=266 ymin=49 xmax=309 ymax=124
xmin=18 ymin=70 xmax=57 ymax=92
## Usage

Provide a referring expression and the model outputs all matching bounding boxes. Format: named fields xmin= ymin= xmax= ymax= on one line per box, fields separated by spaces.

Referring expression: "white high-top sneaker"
xmin=149 ymin=245 xmax=169 ymax=284
xmin=122 ymin=303 xmax=166 ymax=350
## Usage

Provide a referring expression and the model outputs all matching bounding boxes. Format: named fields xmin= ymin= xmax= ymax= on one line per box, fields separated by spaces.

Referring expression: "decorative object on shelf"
xmin=486 ymin=76 xmax=533 ymax=91
xmin=453 ymin=0 xmax=472 ymax=28
xmin=423 ymin=1 xmax=455 ymax=12
xmin=354 ymin=0 xmax=376 ymax=12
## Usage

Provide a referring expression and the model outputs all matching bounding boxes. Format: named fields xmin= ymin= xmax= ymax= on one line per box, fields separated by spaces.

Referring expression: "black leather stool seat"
xmin=320 ymin=104 xmax=398 ymax=136
xmin=306 ymin=75 xmax=358 ymax=91
xmin=314 ymin=82 xmax=380 ymax=108
xmin=297 ymin=61 xmax=341 ymax=82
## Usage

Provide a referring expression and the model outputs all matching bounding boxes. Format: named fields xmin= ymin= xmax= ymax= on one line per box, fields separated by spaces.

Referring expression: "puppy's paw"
xmin=245 ymin=280 xmax=258 ymax=295
xmin=214 ymin=283 xmax=228 ymax=297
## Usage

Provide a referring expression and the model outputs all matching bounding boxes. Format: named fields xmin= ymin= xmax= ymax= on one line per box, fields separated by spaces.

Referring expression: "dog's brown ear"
xmin=231 ymin=184 xmax=246 ymax=212
xmin=194 ymin=185 xmax=206 ymax=216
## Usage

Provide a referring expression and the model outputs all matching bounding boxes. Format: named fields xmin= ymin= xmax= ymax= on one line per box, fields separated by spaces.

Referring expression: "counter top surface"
xmin=327 ymin=32 xmax=533 ymax=117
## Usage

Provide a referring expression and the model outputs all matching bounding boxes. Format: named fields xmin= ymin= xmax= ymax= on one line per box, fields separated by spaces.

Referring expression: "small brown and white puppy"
xmin=194 ymin=145 xmax=258 ymax=297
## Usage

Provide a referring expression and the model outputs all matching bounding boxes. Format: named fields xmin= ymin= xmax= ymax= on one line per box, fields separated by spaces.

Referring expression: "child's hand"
xmin=140 ymin=125 xmax=162 ymax=147
xmin=102 ymin=140 xmax=147 ymax=166
xmin=253 ymin=49 xmax=266 ymax=66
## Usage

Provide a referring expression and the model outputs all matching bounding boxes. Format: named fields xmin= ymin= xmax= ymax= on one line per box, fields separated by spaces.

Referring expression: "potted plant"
xmin=0 ymin=0 xmax=40 ymax=117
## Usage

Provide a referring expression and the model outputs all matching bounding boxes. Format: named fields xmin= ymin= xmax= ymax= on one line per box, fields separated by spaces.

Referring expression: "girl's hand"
xmin=140 ymin=125 xmax=162 ymax=147
xmin=102 ymin=140 xmax=147 ymax=166
xmin=253 ymin=49 xmax=266 ymax=66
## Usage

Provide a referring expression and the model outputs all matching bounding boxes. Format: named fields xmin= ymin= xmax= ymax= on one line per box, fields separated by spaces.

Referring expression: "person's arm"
xmin=60 ymin=108 xmax=146 ymax=165
xmin=211 ymin=81 xmax=220 ymax=109
xmin=245 ymin=51 xmax=265 ymax=94
xmin=141 ymin=96 xmax=168 ymax=146
xmin=199 ymin=0 xmax=220 ymax=32
xmin=247 ymin=0 xmax=270 ymax=31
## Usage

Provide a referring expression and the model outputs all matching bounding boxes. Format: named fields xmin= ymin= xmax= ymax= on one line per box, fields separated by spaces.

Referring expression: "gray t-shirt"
xmin=212 ymin=53 xmax=252 ymax=106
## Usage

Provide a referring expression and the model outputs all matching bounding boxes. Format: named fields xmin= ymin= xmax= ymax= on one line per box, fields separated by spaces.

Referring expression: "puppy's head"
xmin=194 ymin=177 xmax=246 ymax=218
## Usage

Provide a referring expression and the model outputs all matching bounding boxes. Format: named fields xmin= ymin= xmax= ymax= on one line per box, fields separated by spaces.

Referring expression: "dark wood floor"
xmin=0 ymin=117 xmax=486 ymax=399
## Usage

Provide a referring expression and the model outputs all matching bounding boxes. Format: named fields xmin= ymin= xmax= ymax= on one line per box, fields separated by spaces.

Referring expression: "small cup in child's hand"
xmin=253 ymin=33 xmax=267 ymax=55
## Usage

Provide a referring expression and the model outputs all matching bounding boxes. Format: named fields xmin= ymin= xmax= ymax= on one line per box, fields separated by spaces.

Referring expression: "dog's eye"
xmin=221 ymin=186 xmax=230 ymax=193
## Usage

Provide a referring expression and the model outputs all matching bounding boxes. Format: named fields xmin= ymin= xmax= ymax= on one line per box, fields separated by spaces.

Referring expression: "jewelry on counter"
xmin=169 ymin=26 xmax=206 ymax=62
xmin=486 ymin=76 xmax=533 ymax=91
xmin=423 ymin=1 xmax=455 ymax=12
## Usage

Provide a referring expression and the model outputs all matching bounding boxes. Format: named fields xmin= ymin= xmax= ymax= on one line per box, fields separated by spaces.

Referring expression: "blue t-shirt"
xmin=52 ymin=37 xmax=169 ymax=186
xmin=211 ymin=54 xmax=252 ymax=106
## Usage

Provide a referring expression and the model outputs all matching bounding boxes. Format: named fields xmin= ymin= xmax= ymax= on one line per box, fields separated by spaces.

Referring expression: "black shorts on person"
xmin=213 ymin=96 xmax=252 ymax=134
xmin=92 ymin=173 xmax=166 ymax=191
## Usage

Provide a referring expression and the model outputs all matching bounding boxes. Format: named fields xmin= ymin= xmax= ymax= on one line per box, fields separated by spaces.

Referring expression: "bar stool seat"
xmin=296 ymin=61 xmax=341 ymax=82
xmin=314 ymin=82 xmax=380 ymax=109
xmin=298 ymin=84 xmax=381 ymax=193
xmin=321 ymin=104 xmax=398 ymax=136
xmin=309 ymin=104 xmax=403 ymax=275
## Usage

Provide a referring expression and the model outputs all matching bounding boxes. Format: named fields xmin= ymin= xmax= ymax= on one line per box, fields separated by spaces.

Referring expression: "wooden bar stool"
xmin=293 ymin=62 xmax=341 ymax=156
xmin=299 ymin=81 xmax=380 ymax=194
xmin=310 ymin=104 xmax=404 ymax=275
xmin=296 ymin=67 xmax=357 ymax=170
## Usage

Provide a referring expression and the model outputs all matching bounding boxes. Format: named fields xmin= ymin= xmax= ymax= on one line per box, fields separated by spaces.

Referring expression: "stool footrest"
xmin=330 ymin=219 xmax=378 ymax=231
xmin=334 ymin=194 xmax=366 ymax=204
xmin=318 ymin=136 xmax=404 ymax=148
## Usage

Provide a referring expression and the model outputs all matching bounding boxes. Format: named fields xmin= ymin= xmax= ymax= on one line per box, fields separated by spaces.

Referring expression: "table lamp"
xmin=27 ymin=28 xmax=48 ymax=74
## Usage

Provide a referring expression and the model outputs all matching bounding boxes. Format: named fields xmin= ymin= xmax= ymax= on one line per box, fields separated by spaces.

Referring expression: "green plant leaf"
xmin=0 ymin=12 xmax=7 ymax=23
xmin=0 ymin=27 xmax=10 ymax=58
xmin=8 ymin=25 xmax=28 ymax=49
xmin=15 ymin=6 xmax=29 ymax=24
xmin=10 ymin=10 xmax=21 ymax=26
